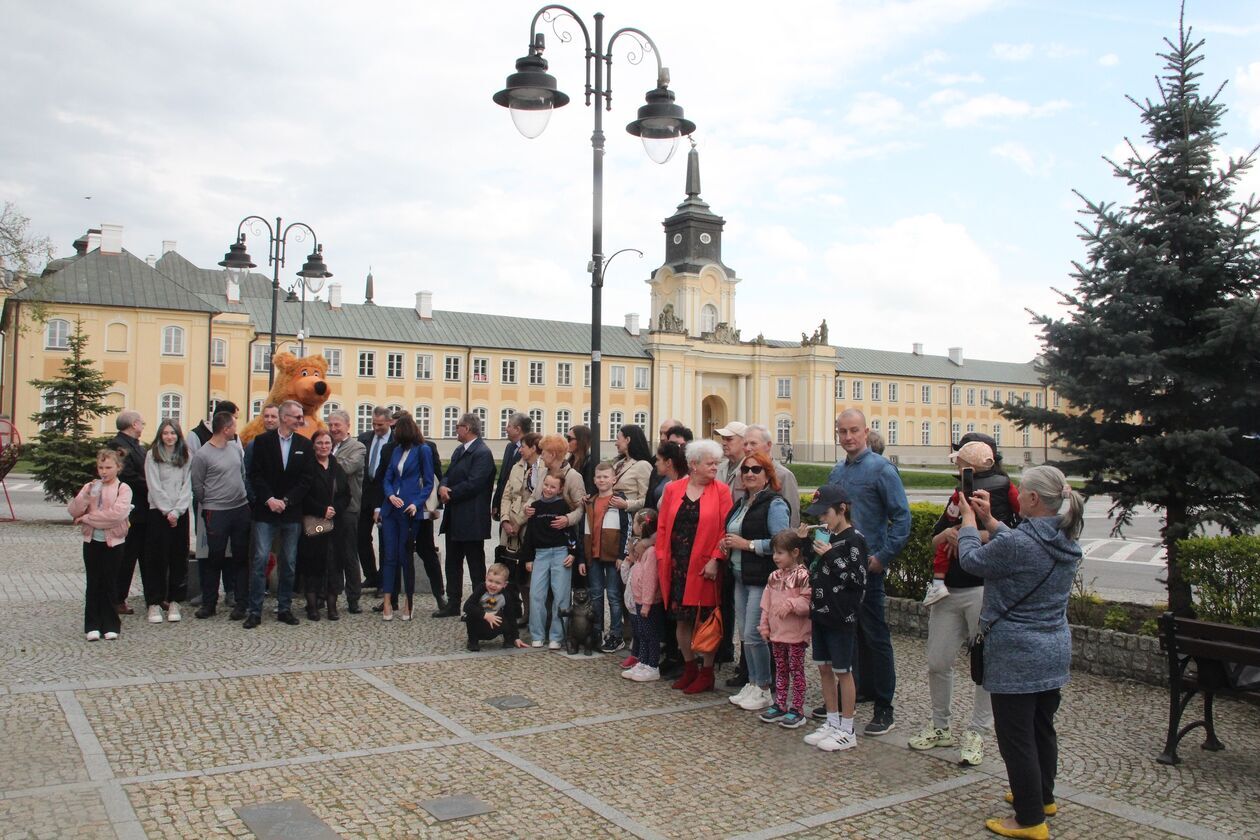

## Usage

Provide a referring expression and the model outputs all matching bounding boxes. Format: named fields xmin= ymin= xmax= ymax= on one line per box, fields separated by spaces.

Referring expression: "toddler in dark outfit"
xmin=463 ymin=563 xmax=528 ymax=651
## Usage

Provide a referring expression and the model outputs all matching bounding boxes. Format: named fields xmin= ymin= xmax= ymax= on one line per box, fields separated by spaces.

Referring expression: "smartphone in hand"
xmin=961 ymin=467 xmax=975 ymax=500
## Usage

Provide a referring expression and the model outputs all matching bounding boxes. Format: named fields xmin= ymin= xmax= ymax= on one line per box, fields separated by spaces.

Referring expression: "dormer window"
xmin=701 ymin=304 xmax=717 ymax=333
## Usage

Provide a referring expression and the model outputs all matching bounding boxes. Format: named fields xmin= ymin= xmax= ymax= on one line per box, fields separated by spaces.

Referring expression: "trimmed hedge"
xmin=1179 ymin=535 xmax=1260 ymax=627
xmin=799 ymin=493 xmax=943 ymax=598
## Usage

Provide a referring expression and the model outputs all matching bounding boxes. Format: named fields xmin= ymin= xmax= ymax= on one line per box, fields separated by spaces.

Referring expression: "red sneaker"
xmin=620 ymin=655 xmax=639 ymax=670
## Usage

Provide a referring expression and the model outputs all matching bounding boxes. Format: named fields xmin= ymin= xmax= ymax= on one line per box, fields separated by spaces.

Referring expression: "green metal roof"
xmin=834 ymin=346 xmax=1041 ymax=385
xmin=11 ymin=249 xmax=219 ymax=314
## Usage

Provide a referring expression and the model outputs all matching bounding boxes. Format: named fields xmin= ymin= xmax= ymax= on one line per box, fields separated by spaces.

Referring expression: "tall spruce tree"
xmin=1001 ymin=14 xmax=1260 ymax=615
xmin=28 ymin=320 xmax=116 ymax=502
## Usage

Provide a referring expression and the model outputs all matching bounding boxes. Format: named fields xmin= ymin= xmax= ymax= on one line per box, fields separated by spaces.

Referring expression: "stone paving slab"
xmin=0 ymin=692 xmax=89 ymax=791
xmin=124 ymin=743 xmax=627 ymax=839
xmin=0 ymin=786 xmax=117 ymax=839
xmin=77 ymin=669 xmax=451 ymax=777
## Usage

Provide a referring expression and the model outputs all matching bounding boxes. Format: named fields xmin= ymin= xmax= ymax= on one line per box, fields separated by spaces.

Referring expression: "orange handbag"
xmin=690 ymin=567 xmax=723 ymax=655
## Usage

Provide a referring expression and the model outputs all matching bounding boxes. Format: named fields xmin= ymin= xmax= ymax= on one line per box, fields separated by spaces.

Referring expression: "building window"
xmin=1022 ymin=427 xmax=1032 ymax=447
xmin=555 ymin=409 xmax=572 ymax=434
xmin=557 ymin=362 xmax=572 ymax=387
xmin=610 ymin=365 xmax=626 ymax=389
xmin=472 ymin=357 xmax=489 ymax=383
xmin=634 ymin=366 xmax=650 ymax=390
xmin=159 ymin=392 xmax=183 ymax=426
xmin=967 ymin=387 xmax=976 ymax=406
xmin=888 ymin=420 xmax=898 ymax=445
xmin=358 ymin=351 xmax=375 ymax=378
xmin=871 ymin=419 xmax=881 ymax=434
xmin=582 ymin=410 xmax=591 ymax=427
xmin=772 ymin=418 xmax=789 ymax=445
xmin=251 ymin=399 xmax=262 ymax=419
xmin=414 ymin=405 xmax=431 ymax=437
xmin=1053 ymin=391 xmax=1061 ymax=409
xmin=38 ymin=391 xmax=61 ymax=430
xmin=161 ymin=326 xmax=185 ymax=356
xmin=443 ymin=407 xmax=460 ymax=437
xmin=286 ymin=344 xmax=299 ymax=355
xmin=529 ymin=408 xmax=544 ymax=430
xmin=701 ymin=303 xmax=718 ymax=333
xmin=834 ymin=378 xmax=844 ymax=400
xmin=980 ymin=388 xmax=989 ymax=405
xmin=529 ymin=361 xmax=545 ymax=386
xmin=993 ymin=423 xmax=1002 ymax=445
xmin=500 ymin=359 xmax=517 ymax=384
xmin=952 ymin=422 xmax=961 ymax=445
xmin=609 ymin=411 xmax=624 ymax=439
xmin=1035 ymin=391 xmax=1044 ymax=408
xmin=499 ymin=408 xmax=516 ymax=438
xmin=252 ymin=345 xmax=271 ymax=372
xmin=777 ymin=378 xmax=792 ymax=399
xmin=922 ymin=384 xmax=932 ymax=404
xmin=323 ymin=348 xmax=341 ymax=376
xmin=967 ymin=422 xmax=976 ymax=433
xmin=853 ymin=380 xmax=864 ymax=401
xmin=473 ymin=407 xmax=487 ymax=429
xmin=888 ymin=383 xmax=898 ymax=403
xmin=920 ymin=421 xmax=931 ymax=446
xmin=356 ymin=403 xmax=374 ymax=435
xmin=951 ymin=386 xmax=961 ymax=405
xmin=871 ymin=382 xmax=882 ymax=402
xmin=583 ymin=364 xmax=591 ymax=388
xmin=444 ymin=355 xmax=461 ymax=382
xmin=105 ymin=322 xmax=128 ymax=352
xmin=210 ymin=338 xmax=227 ymax=366
xmin=634 ymin=411 xmax=648 ymax=427
xmin=42 ymin=318 xmax=70 ymax=350
xmin=322 ymin=401 xmax=341 ymax=421
xmin=1008 ymin=390 xmax=1018 ymax=403
xmin=386 ymin=352 xmax=404 ymax=379
xmin=415 ymin=353 xmax=433 ymax=380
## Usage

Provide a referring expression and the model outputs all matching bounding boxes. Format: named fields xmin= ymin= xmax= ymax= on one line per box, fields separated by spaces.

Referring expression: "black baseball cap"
xmin=805 ymin=484 xmax=850 ymax=516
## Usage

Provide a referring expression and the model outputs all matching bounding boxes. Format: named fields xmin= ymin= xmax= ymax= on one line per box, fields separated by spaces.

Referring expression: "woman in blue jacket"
xmin=377 ymin=413 xmax=434 ymax=621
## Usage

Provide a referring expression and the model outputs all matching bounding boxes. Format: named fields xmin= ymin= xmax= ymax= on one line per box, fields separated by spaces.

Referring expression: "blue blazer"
xmin=381 ymin=443 xmax=435 ymax=520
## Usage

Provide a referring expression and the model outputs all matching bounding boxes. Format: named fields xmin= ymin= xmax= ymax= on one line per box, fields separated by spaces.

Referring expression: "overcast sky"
xmin=3 ymin=0 xmax=1258 ymax=362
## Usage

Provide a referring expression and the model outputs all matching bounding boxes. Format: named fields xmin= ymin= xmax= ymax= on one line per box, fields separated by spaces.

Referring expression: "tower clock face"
xmin=699 ymin=233 xmax=712 ymax=244
xmin=672 ymin=233 xmax=682 ymax=244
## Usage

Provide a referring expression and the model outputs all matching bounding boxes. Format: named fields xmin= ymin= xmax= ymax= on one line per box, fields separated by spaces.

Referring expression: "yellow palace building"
xmin=1 ymin=150 xmax=1058 ymax=464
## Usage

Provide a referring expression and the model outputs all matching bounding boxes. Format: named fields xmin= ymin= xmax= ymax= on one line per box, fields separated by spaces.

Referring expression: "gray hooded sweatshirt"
xmin=958 ymin=516 xmax=1081 ymax=695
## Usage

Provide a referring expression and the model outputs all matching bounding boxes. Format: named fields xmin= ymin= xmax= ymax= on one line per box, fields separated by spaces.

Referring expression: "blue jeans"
xmin=529 ymin=546 xmax=571 ymax=644
xmin=249 ymin=520 xmax=300 ymax=616
xmin=733 ymin=580 xmax=771 ymax=687
xmin=855 ymin=573 xmax=897 ymax=713
xmin=587 ymin=560 xmax=623 ymax=637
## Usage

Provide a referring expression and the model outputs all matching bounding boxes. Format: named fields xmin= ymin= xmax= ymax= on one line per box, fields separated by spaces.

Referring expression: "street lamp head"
xmin=217 ymin=234 xmax=256 ymax=273
xmin=625 ymin=71 xmax=696 ymax=165
xmin=298 ymin=245 xmax=331 ymax=293
xmin=493 ymin=35 xmax=570 ymax=139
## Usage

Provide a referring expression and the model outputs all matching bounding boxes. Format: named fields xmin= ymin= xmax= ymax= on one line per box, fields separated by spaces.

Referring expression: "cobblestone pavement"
xmin=1 ymin=515 xmax=1258 ymax=839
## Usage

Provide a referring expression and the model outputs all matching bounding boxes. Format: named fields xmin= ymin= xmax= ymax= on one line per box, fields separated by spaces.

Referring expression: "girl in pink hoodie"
xmin=68 ymin=449 xmax=134 ymax=641
xmin=758 ymin=531 xmax=813 ymax=727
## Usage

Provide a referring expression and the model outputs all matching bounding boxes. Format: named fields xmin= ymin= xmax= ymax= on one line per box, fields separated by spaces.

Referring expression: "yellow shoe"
xmin=985 ymin=817 xmax=1049 ymax=839
xmin=1003 ymin=791 xmax=1057 ymax=816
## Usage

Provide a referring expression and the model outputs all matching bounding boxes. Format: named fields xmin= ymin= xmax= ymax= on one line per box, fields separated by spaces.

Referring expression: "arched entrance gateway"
xmin=700 ymin=395 xmax=727 ymax=440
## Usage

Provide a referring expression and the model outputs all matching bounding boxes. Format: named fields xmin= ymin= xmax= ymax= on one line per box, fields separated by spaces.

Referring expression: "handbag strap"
xmin=978 ymin=529 xmax=1058 ymax=638
xmin=692 ymin=561 xmax=723 ymax=631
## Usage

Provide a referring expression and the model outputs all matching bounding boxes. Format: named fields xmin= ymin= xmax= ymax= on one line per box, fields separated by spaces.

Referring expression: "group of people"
xmin=70 ymin=401 xmax=1080 ymax=840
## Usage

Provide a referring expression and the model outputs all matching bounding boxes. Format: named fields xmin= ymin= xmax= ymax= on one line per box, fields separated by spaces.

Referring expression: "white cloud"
xmin=1098 ymin=53 xmax=1120 ymax=67
xmin=845 ymin=92 xmax=911 ymax=131
xmin=991 ymin=142 xmax=1053 ymax=177
xmin=934 ymin=93 xmax=1070 ymax=127
xmin=1236 ymin=62 xmax=1260 ymax=134
xmin=752 ymin=225 xmax=811 ymax=263
xmin=992 ymin=43 xmax=1034 ymax=61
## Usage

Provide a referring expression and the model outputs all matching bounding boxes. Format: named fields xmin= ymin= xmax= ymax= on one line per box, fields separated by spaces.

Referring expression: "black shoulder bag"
xmin=968 ymin=536 xmax=1058 ymax=686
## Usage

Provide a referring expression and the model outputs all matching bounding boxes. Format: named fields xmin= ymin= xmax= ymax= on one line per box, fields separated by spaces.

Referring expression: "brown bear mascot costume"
xmin=238 ymin=351 xmax=332 ymax=445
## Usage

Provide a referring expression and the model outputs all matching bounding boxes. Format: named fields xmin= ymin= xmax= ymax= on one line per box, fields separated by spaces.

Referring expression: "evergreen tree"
xmin=28 ymin=320 xmax=115 ymax=502
xmin=1001 ymin=14 xmax=1260 ymax=615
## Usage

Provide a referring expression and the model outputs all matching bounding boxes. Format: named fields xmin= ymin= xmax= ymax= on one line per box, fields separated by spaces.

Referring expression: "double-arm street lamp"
xmin=219 ymin=217 xmax=332 ymax=387
xmin=494 ymin=5 xmax=696 ymax=462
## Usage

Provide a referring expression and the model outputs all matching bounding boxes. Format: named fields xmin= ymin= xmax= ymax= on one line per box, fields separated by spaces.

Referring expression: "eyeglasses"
xmin=565 ymin=435 xmax=576 ymax=442
xmin=283 ymin=414 xmax=303 ymax=421
xmin=739 ymin=464 xmax=765 ymax=475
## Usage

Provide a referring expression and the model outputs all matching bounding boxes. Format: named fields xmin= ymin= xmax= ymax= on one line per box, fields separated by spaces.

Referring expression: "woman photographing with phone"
xmin=957 ymin=464 xmax=1082 ymax=840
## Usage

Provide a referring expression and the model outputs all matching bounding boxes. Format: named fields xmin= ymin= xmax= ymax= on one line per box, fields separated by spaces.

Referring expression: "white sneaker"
xmin=530 ymin=640 xmax=544 ymax=648
xmin=922 ymin=581 xmax=950 ymax=606
xmin=548 ymin=640 xmax=561 ymax=650
xmin=628 ymin=665 xmax=660 ymax=682
xmin=737 ymin=686 xmax=773 ymax=711
xmin=103 ymin=631 xmax=119 ymax=641
xmin=804 ymin=723 xmax=841 ymax=746
xmin=85 ymin=630 xmax=101 ymax=641
xmin=728 ymin=683 xmax=755 ymax=706
xmin=817 ymin=728 xmax=858 ymax=752
xmin=959 ymin=729 xmax=984 ymax=766
xmin=621 ymin=663 xmax=644 ymax=679
xmin=147 ymin=605 xmax=164 ymax=623
xmin=166 ymin=603 xmax=182 ymax=622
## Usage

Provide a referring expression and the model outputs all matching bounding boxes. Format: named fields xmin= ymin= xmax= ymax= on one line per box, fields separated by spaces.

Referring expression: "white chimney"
xmin=86 ymin=229 xmax=102 ymax=252
xmin=161 ymin=240 xmax=177 ymax=255
xmin=100 ymin=223 xmax=123 ymax=255
xmin=328 ymin=283 xmax=342 ymax=310
xmin=146 ymin=254 xmax=157 ymax=267
xmin=226 ymin=274 xmax=240 ymax=303
xmin=948 ymin=346 xmax=965 ymax=366
xmin=624 ymin=312 xmax=640 ymax=336
xmin=416 ymin=290 xmax=433 ymax=320
xmin=912 ymin=342 xmax=923 ymax=356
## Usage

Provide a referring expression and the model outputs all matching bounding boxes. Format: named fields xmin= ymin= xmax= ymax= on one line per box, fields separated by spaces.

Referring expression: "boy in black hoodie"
xmin=463 ymin=562 xmax=527 ymax=651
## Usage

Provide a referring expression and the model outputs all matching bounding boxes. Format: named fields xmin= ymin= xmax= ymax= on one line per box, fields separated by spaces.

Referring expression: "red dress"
xmin=656 ymin=478 xmax=733 ymax=610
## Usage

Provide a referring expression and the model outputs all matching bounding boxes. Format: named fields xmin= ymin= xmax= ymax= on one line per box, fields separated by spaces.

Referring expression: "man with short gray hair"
xmin=328 ymin=409 xmax=366 ymax=613
xmin=743 ymin=423 xmax=801 ymax=526
xmin=434 ymin=411 xmax=496 ymax=616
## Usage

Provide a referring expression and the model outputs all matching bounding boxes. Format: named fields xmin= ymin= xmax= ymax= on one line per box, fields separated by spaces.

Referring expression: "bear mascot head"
xmin=238 ymin=351 xmax=332 ymax=445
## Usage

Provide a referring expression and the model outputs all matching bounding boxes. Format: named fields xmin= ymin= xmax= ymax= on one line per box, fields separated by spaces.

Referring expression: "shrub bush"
xmin=1179 ymin=536 xmax=1260 ymax=627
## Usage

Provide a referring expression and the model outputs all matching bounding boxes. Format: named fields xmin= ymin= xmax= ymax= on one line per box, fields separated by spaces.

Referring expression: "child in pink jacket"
xmin=67 ymin=449 xmax=134 ymax=641
xmin=622 ymin=510 xmax=663 ymax=682
xmin=758 ymin=531 xmax=813 ymax=727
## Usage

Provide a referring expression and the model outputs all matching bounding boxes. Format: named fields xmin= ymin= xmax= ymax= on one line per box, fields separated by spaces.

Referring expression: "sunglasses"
xmin=739 ymin=464 xmax=765 ymax=475
xmin=565 ymin=435 xmax=576 ymax=441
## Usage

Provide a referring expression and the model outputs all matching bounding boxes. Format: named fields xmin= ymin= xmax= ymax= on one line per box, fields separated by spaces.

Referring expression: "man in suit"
xmin=110 ymin=410 xmax=148 ymax=613
xmin=328 ymin=409 xmax=366 ymax=614
xmin=491 ymin=412 xmax=530 ymax=520
xmin=433 ymin=412 xmax=496 ymax=617
xmin=357 ymin=406 xmax=395 ymax=589
xmin=244 ymin=399 xmax=312 ymax=628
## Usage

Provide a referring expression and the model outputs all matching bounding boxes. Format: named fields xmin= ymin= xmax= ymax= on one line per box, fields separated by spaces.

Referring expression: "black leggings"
xmin=992 ymin=689 xmax=1061 ymax=827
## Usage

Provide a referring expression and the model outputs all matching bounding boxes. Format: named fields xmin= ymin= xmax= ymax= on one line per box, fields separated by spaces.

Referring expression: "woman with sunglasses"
xmin=719 ymin=451 xmax=790 ymax=712
xmin=565 ymin=425 xmax=596 ymax=495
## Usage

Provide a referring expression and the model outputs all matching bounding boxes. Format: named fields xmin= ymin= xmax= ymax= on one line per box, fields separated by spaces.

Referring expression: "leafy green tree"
xmin=28 ymin=320 xmax=115 ymax=502
xmin=1001 ymin=15 xmax=1260 ymax=615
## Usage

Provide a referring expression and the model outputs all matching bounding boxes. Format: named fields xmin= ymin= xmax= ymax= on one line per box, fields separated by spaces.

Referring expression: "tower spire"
xmin=364 ymin=265 xmax=374 ymax=305
xmin=685 ymin=136 xmax=701 ymax=199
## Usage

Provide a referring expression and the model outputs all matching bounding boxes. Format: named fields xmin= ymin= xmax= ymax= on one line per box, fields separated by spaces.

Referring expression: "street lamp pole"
xmin=218 ymin=217 xmax=331 ymax=387
xmin=495 ymin=5 xmax=695 ymax=463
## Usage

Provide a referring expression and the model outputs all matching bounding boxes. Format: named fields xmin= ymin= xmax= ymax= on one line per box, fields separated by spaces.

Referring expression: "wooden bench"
xmin=1157 ymin=612 xmax=1260 ymax=765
